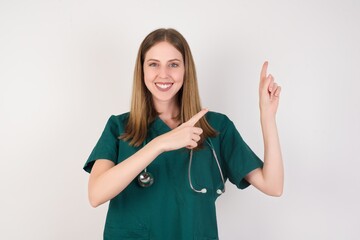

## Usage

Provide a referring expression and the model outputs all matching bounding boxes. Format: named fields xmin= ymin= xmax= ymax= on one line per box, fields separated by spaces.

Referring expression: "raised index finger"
xmin=185 ymin=109 xmax=208 ymax=127
xmin=260 ymin=61 xmax=268 ymax=80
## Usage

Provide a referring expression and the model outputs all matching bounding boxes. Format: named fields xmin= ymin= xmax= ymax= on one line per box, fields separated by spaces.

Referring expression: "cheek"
xmin=143 ymin=68 xmax=154 ymax=82
xmin=174 ymin=70 xmax=185 ymax=82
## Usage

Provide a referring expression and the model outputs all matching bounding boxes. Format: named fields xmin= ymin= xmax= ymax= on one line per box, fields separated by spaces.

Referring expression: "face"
xmin=143 ymin=41 xmax=185 ymax=107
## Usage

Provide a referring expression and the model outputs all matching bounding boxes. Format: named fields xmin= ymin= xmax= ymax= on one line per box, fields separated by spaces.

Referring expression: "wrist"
xmin=148 ymin=136 xmax=166 ymax=154
xmin=260 ymin=113 xmax=277 ymax=131
xmin=260 ymin=111 xmax=276 ymax=122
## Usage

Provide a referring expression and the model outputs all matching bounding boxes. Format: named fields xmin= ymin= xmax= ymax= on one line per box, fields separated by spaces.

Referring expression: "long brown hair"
xmin=121 ymin=28 xmax=217 ymax=147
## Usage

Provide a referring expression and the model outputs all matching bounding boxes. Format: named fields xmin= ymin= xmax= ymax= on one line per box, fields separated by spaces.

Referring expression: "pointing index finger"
xmin=185 ymin=109 xmax=208 ymax=127
xmin=260 ymin=61 xmax=268 ymax=80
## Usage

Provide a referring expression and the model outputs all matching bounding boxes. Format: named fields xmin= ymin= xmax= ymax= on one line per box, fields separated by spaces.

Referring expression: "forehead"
xmin=145 ymin=41 xmax=183 ymax=61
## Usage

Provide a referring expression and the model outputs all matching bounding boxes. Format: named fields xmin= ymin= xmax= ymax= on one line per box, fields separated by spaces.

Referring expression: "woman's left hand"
xmin=259 ymin=61 xmax=281 ymax=117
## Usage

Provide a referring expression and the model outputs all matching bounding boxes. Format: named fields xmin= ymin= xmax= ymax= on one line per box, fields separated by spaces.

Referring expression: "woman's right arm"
xmin=88 ymin=109 xmax=208 ymax=208
xmin=88 ymin=139 xmax=163 ymax=208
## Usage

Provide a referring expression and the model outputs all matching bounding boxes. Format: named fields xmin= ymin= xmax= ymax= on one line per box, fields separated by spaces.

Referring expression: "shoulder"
xmin=206 ymin=111 xmax=246 ymax=145
xmin=205 ymin=111 xmax=233 ymax=132
xmin=105 ymin=112 xmax=130 ymax=132
xmin=109 ymin=112 xmax=130 ymax=122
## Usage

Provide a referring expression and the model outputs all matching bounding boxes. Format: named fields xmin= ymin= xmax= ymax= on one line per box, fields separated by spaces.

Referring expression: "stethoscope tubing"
xmin=138 ymin=138 xmax=226 ymax=195
xmin=188 ymin=139 xmax=226 ymax=195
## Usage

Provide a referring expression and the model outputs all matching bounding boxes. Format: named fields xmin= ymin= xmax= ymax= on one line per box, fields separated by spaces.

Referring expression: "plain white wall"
xmin=1 ymin=0 xmax=359 ymax=239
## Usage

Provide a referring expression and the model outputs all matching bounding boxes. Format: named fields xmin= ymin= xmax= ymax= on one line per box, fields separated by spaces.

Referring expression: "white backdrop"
xmin=1 ymin=0 xmax=359 ymax=239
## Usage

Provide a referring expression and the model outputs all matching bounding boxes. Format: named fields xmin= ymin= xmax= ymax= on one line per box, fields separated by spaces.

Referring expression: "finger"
xmin=260 ymin=61 xmax=269 ymax=82
xmin=186 ymin=141 xmax=198 ymax=149
xmin=269 ymin=82 xmax=278 ymax=95
xmin=184 ymin=109 xmax=208 ymax=127
xmin=262 ymin=74 xmax=273 ymax=93
xmin=270 ymin=83 xmax=278 ymax=99
xmin=274 ymin=86 xmax=281 ymax=97
xmin=268 ymin=75 xmax=274 ymax=91
xmin=192 ymin=134 xmax=201 ymax=142
xmin=192 ymin=127 xmax=203 ymax=135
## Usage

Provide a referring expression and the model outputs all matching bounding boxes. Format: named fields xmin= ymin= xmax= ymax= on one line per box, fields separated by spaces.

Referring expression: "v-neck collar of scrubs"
xmin=150 ymin=116 xmax=176 ymax=135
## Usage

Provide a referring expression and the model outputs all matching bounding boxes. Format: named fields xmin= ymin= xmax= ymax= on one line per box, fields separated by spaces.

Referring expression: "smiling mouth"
xmin=155 ymin=82 xmax=173 ymax=91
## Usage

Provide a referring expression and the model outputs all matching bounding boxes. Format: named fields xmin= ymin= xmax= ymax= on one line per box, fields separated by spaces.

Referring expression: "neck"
xmin=153 ymin=99 xmax=181 ymax=129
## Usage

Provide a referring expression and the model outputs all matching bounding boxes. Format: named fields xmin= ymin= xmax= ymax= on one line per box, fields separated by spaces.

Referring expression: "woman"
xmin=84 ymin=28 xmax=283 ymax=239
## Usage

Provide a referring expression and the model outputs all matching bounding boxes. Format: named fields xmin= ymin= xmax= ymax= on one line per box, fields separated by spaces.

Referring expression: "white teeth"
xmin=156 ymin=83 xmax=172 ymax=89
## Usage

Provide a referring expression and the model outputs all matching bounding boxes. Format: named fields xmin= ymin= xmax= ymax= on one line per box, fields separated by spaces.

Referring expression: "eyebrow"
xmin=146 ymin=58 xmax=182 ymax=62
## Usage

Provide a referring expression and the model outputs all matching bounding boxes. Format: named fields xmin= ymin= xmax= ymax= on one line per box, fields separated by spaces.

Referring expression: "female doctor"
xmin=84 ymin=28 xmax=283 ymax=240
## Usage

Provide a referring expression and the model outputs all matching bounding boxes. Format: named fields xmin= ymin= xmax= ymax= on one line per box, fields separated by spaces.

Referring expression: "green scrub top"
xmin=84 ymin=111 xmax=263 ymax=240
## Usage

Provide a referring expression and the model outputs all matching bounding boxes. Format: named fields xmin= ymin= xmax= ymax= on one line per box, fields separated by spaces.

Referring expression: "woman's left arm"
xmin=245 ymin=61 xmax=284 ymax=197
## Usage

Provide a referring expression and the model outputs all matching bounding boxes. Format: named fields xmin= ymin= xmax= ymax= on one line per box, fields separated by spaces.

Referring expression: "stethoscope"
xmin=137 ymin=139 xmax=226 ymax=195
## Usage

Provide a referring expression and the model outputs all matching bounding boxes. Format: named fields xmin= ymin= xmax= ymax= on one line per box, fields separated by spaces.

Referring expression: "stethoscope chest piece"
xmin=138 ymin=171 xmax=154 ymax=188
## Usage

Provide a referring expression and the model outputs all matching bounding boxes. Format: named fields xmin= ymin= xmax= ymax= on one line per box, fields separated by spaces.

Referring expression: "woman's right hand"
xmin=155 ymin=109 xmax=208 ymax=152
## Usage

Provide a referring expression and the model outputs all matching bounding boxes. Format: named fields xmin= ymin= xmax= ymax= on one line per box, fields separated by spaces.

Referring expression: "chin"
xmin=152 ymin=94 xmax=178 ymax=104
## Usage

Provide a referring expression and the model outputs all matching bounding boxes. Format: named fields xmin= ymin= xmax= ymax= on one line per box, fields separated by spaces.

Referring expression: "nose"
xmin=158 ymin=66 xmax=169 ymax=79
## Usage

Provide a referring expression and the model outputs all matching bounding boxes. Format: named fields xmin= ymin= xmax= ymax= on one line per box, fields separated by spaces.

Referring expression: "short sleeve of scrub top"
xmin=209 ymin=113 xmax=263 ymax=189
xmin=83 ymin=115 xmax=120 ymax=173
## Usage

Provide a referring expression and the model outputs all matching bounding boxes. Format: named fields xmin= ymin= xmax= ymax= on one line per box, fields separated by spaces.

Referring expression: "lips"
xmin=155 ymin=82 xmax=173 ymax=92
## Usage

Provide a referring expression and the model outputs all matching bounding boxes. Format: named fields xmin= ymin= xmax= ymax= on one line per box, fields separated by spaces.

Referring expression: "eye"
xmin=148 ymin=62 xmax=158 ymax=67
xmin=169 ymin=62 xmax=179 ymax=68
